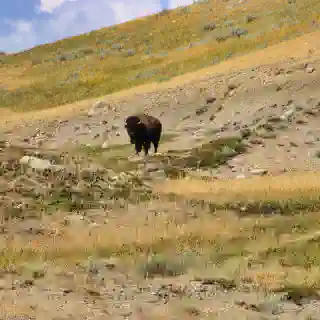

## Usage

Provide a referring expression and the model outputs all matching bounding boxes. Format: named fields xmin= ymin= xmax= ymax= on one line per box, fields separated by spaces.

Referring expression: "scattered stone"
xmin=305 ymin=139 xmax=315 ymax=145
xmin=194 ymin=276 xmax=237 ymax=290
xmin=235 ymin=300 xmax=261 ymax=312
xmin=111 ymin=124 xmax=119 ymax=130
xmin=102 ymin=141 xmax=109 ymax=148
xmin=87 ymin=100 xmax=106 ymax=117
xmin=63 ymin=214 xmax=85 ymax=226
xmin=305 ymin=65 xmax=315 ymax=73
xmin=206 ymin=97 xmax=216 ymax=104
xmin=290 ymin=141 xmax=299 ymax=147
xmin=195 ymin=106 xmax=208 ymax=115
xmin=258 ymin=131 xmax=277 ymax=139
xmin=250 ymin=168 xmax=268 ymax=176
xmin=19 ymin=156 xmax=52 ymax=172
xmin=280 ymin=109 xmax=294 ymax=121
xmin=84 ymin=287 xmax=101 ymax=297
xmin=240 ymin=128 xmax=252 ymax=139
xmin=296 ymin=117 xmax=308 ymax=125
xmin=304 ymin=108 xmax=320 ymax=117
xmin=0 ymin=133 xmax=7 ymax=147
xmin=249 ymin=138 xmax=265 ymax=145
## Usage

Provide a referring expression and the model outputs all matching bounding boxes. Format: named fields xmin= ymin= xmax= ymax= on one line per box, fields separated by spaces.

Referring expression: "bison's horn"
xmin=137 ymin=120 xmax=141 ymax=124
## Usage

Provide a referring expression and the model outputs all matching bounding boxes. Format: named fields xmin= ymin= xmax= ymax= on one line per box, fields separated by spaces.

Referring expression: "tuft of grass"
xmin=155 ymin=171 xmax=320 ymax=215
xmin=152 ymin=136 xmax=247 ymax=174
xmin=141 ymin=253 xmax=189 ymax=278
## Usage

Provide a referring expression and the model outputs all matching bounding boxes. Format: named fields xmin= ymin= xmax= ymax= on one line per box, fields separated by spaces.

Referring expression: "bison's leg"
xmin=152 ymin=139 xmax=159 ymax=154
xmin=151 ymin=129 xmax=162 ymax=154
xmin=143 ymin=140 xmax=151 ymax=156
xmin=135 ymin=141 xmax=143 ymax=155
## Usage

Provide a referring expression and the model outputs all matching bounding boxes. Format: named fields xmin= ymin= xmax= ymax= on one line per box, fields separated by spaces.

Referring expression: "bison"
xmin=124 ymin=113 xmax=162 ymax=156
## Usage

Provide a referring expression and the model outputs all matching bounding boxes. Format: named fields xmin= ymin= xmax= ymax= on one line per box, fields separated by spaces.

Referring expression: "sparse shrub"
xmin=111 ymin=43 xmax=123 ymax=50
xmin=176 ymin=46 xmax=188 ymax=51
xmin=245 ymin=15 xmax=257 ymax=23
xmin=20 ymin=262 xmax=47 ymax=279
xmin=224 ymin=20 xmax=234 ymax=27
xmin=216 ymin=35 xmax=228 ymax=42
xmin=96 ymin=39 xmax=114 ymax=45
xmin=203 ymin=22 xmax=216 ymax=31
xmin=240 ymin=128 xmax=252 ymax=139
xmin=98 ymin=48 xmax=110 ymax=59
xmin=158 ymin=9 xmax=170 ymax=16
xmin=55 ymin=52 xmax=80 ymax=62
xmin=126 ymin=49 xmax=136 ymax=57
xmin=31 ymin=58 xmax=42 ymax=66
xmin=157 ymin=75 xmax=171 ymax=82
xmin=63 ymin=72 xmax=79 ymax=84
xmin=212 ymin=57 xmax=220 ymax=64
xmin=131 ymin=69 xmax=157 ymax=80
xmin=230 ymin=28 xmax=248 ymax=38
xmin=141 ymin=254 xmax=188 ymax=278
xmin=56 ymin=54 xmax=68 ymax=62
xmin=180 ymin=6 xmax=192 ymax=14
xmin=77 ymin=47 xmax=95 ymax=55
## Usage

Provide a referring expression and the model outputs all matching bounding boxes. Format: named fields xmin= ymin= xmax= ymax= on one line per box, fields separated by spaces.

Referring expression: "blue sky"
xmin=0 ymin=0 xmax=194 ymax=53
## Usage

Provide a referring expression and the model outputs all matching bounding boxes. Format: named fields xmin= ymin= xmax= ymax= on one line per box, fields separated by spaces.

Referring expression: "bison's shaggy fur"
xmin=124 ymin=113 xmax=162 ymax=156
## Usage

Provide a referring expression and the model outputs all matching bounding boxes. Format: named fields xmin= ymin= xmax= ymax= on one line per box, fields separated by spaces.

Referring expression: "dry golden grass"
xmin=0 ymin=0 xmax=319 ymax=114
xmin=2 ymin=188 xmax=320 ymax=290
xmin=1 ymin=30 xmax=320 ymax=131
xmin=154 ymin=171 xmax=320 ymax=204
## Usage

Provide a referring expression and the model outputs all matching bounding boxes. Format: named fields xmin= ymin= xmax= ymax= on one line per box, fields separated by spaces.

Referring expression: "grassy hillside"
xmin=0 ymin=0 xmax=319 ymax=112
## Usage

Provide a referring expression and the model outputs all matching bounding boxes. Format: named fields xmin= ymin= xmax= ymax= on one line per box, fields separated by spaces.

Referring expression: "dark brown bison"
xmin=124 ymin=113 xmax=162 ymax=156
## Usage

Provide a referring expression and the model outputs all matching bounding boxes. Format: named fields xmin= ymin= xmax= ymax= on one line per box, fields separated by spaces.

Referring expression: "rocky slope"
xmin=0 ymin=52 xmax=320 ymax=319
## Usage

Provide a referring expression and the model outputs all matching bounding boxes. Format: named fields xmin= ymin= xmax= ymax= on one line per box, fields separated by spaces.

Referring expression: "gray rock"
xmin=111 ymin=124 xmax=119 ymax=130
xmin=63 ymin=215 xmax=86 ymax=228
xmin=250 ymin=168 xmax=268 ymax=176
xmin=280 ymin=109 xmax=294 ymax=121
xmin=19 ymin=156 xmax=52 ymax=172
xmin=102 ymin=141 xmax=109 ymax=148
xmin=87 ymin=100 xmax=106 ymax=117
xmin=306 ymin=66 xmax=315 ymax=73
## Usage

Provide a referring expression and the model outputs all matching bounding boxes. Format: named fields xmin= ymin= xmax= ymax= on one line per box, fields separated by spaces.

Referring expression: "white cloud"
xmin=0 ymin=20 xmax=37 ymax=53
xmin=110 ymin=1 xmax=161 ymax=24
xmin=0 ymin=0 xmax=193 ymax=53
xmin=38 ymin=0 xmax=75 ymax=13
xmin=168 ymin=0 xmax=194 ymax=9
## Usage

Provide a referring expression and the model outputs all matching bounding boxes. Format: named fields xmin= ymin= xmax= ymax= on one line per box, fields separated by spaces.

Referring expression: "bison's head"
xmin=124 ymin=116 xmax=143 ymax=144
